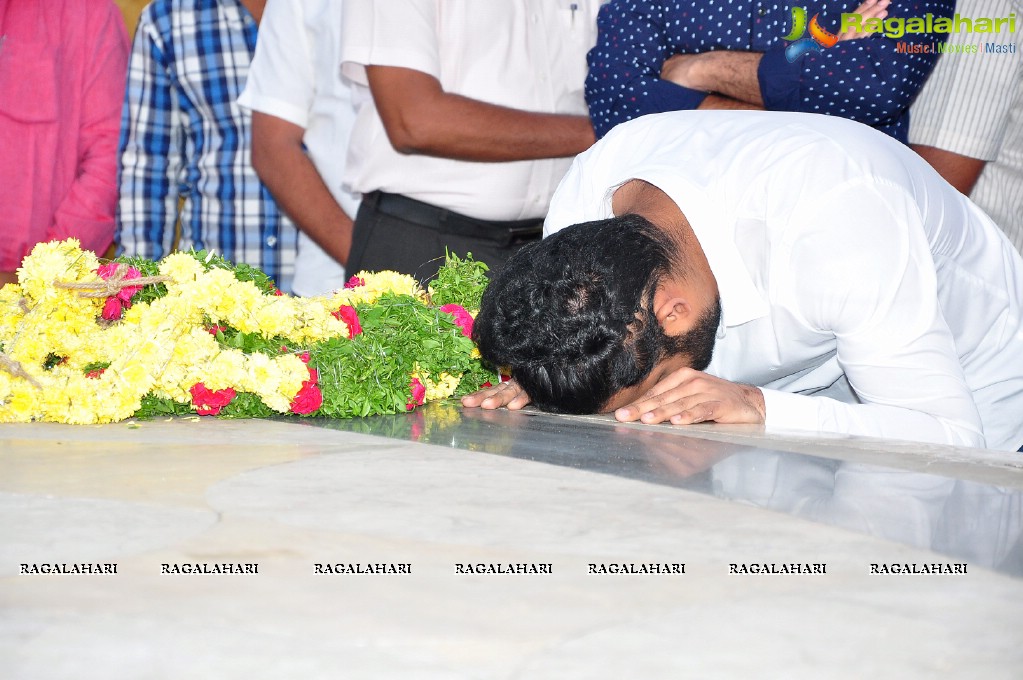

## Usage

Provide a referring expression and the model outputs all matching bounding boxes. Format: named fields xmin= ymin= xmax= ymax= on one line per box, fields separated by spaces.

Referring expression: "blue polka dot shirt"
xmin=585 ymin=0 xmax=954 ymax=140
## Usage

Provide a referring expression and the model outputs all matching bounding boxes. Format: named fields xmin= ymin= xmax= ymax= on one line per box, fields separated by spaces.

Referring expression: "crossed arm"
xmin=659 ymin=0 xmax=888 ymax=109
xmin=585 ymin=0 xmax=935 ymax=135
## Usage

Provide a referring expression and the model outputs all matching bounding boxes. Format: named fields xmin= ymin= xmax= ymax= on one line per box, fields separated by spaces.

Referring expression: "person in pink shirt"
xmin=0 ymin=0 xmax=129 ymax=285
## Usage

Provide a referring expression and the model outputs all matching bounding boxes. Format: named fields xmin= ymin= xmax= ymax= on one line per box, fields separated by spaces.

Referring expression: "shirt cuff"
xmin=649 ymin=80 xmax=708 ymax=114
xmin=761 ymin=388 xmax=818 ymax=436
xmin=757 ymin=45 xmax=803 ymax=113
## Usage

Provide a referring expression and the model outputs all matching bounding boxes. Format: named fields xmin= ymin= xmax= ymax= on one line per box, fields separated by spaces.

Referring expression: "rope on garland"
xmin=52 ymin=263 xmax=171 ymax=299
xmin=0 ymin=353 xmax=41 ymax=389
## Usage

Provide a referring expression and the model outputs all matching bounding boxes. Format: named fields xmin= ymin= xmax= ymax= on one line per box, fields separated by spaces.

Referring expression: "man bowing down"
xmin=464 ymin=111 xmax=1023 ymax=452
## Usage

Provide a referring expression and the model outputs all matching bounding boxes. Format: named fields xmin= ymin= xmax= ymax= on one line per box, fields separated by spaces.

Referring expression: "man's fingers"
xmin=616 ymin=376 xmax=764 ymax=426
xmin=637 ymin=391 xmax=717 ymax=424
xmin=839 ymin=0 xmax=890 ymax=41
xmin=461 ymin=379 xmax=530 ymax=410
xmin=669 ymin=401 xmax=721 ymax=425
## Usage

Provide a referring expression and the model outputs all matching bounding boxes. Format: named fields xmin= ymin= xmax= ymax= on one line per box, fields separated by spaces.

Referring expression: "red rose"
xmin=290 ymin=381 xmax=323 ymax=415
xmin=101 ymin=297 xmax=124 ymax=321
xmin=189 ymin=382 xmax=237 ymax=416
xmin=332 ymin=305 xmax=362 ymax=338
xmin=406 ymin=377 xmax=427 ymax=411
xmin=439 ymin=303 xmax=474 ymax=337
xmin=343 ymin=275 xmax=365 ymax=289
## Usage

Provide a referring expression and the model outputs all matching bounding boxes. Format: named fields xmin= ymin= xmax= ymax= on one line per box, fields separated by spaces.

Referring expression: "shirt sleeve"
xmin=48 ymin=0 xmax=129 ymax=255
xmin=759 ymin=0 xmax=954 ymax=139
xmin=237 ymin=0 xmax=313 ymax=128
xmin=585 ymin=0 xmax=707 ymax=139
xmin=908 ymin=0 xmax=1021 ymax=160
xmin=762 ymin=179 xmax=986 ymax=449
xmin=116 ymin=9 xmax=184 ymax=261
xmin=340 ymin=0 xmax=439 ymax=85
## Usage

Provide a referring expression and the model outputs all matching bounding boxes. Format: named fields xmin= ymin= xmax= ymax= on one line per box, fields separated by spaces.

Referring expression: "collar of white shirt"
xmin=630 ymin=170 xmax=770 ymax=332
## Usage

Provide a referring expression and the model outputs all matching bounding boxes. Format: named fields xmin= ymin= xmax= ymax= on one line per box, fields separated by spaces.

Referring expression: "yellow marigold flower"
xmin=18 ymin=239 xmax=100 ymax=303
xmin=2 ymin=382 xmax=39 ymax=423
xmin=413 ymin=365 xmax=462 ymax=402
xmin=0 ymin=282 xmax=26 ymax=338
xmin=354 ymin=270 xmax=422 ymax=301
xmin=112 ymin=361 xmax=154 ymax=390
xmin=159 ymin=252 xmax=205 ymax=284
xmin=207 ymin=349 xmax=248 ymax=387
xmin=252 ymin=297 xmax=296 ymax=339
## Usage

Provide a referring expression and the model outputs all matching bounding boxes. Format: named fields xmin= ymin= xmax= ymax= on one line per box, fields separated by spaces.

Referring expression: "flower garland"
xmin=0 ymin=240 xmax=494 ymax=424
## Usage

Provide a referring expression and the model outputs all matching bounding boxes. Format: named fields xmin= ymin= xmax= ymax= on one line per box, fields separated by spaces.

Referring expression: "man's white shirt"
xmin=544 ymin=111 xmax=1023 ymax=451
xmin=339 ymin=0 xmax=602 ymax=221
xmin=238 ymin=0 xmax=360 ymax=296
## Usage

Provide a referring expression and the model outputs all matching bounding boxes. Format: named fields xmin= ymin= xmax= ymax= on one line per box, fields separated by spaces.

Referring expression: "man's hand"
xmin=461 ymin=378 xmax=532 ymax=410
xmin=614 ymin=368 xmax=766 ymax=426
xmin=839 ymin=0 xmax=891 ymax=41
xmin=660 ymin=51 xmax=764 ymax=106
xmin=660 ymin=53 xmax=704 ymax=91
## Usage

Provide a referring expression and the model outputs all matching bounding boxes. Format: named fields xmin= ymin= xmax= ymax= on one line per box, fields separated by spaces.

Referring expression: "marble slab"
xmin=1 ymin=404 xmax=1021 ymax=678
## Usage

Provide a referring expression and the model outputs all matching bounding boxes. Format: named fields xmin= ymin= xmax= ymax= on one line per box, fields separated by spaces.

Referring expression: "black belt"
xmin=363 ymin=191 xmax=543 ymax=247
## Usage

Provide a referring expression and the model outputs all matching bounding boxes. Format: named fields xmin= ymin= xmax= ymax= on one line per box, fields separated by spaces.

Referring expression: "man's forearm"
xmin=662 ymin=51 xmax=765 ymax=107
xmin=911 ymin=145 xmax=987 ymax=195
xmin=251 ymin=113 xmax=353 ymax=266
xmin=697 ymin=94 xmax=764 ymax=111
xmin=367 ymin=66 xmax=595 ymax=162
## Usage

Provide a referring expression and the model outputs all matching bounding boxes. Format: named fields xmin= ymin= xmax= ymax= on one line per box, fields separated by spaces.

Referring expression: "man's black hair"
xmin=472 ymin=213 xmax=680 ymax=414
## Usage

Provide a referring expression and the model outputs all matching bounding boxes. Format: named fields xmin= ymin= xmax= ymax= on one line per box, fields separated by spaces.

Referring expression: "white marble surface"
xmin=1 ymin=409 xmax=1021 ymax=678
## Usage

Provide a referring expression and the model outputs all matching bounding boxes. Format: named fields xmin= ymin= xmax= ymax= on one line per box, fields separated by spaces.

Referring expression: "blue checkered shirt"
xmin=116 ymin=0 xmax=297 ymax=290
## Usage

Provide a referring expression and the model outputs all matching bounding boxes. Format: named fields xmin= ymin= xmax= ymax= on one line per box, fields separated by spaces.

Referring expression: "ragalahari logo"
xmin=783 ymin=6 xmax=840 ymax=62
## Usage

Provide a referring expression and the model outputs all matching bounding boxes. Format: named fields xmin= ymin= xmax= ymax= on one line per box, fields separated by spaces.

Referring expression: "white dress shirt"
xmin=339 ymin=0 xmax=601 ymax=221
xmin=238 ymin=0 xmax=360 ymax=296
xmin=545 ymin=111 xmax=1023 ymax=451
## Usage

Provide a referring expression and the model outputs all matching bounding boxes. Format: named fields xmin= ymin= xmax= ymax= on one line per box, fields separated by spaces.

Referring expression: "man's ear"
xmin=654 ymin=287 xmax=693 ymax=337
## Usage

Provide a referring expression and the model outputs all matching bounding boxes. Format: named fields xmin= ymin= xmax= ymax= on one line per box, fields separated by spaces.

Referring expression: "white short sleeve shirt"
xmin=339 ymin=0 xmax=601 ymax=221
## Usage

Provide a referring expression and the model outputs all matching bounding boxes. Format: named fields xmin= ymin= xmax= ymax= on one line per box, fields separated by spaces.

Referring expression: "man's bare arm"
xmin=696 ymin=93 xmax=764 ymax=111
xmin=367 ymin=65 xmax=595 ymax=162
xmin=662 ymin=52 xmax=766 ymax=106
xmin=250 ymin=112 xmax=354 ymax=267
xmin=911 ymin=145 xmax=987 ymax=195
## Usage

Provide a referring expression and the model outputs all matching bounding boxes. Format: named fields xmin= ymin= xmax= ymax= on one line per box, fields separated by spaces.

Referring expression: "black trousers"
xmin=347 ymin=191 xmax=543 ymax=283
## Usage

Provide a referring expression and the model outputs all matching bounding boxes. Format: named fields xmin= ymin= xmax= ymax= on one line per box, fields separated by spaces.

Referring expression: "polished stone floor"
xmin=1 ymin=403 xmax=1021 ymax=678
